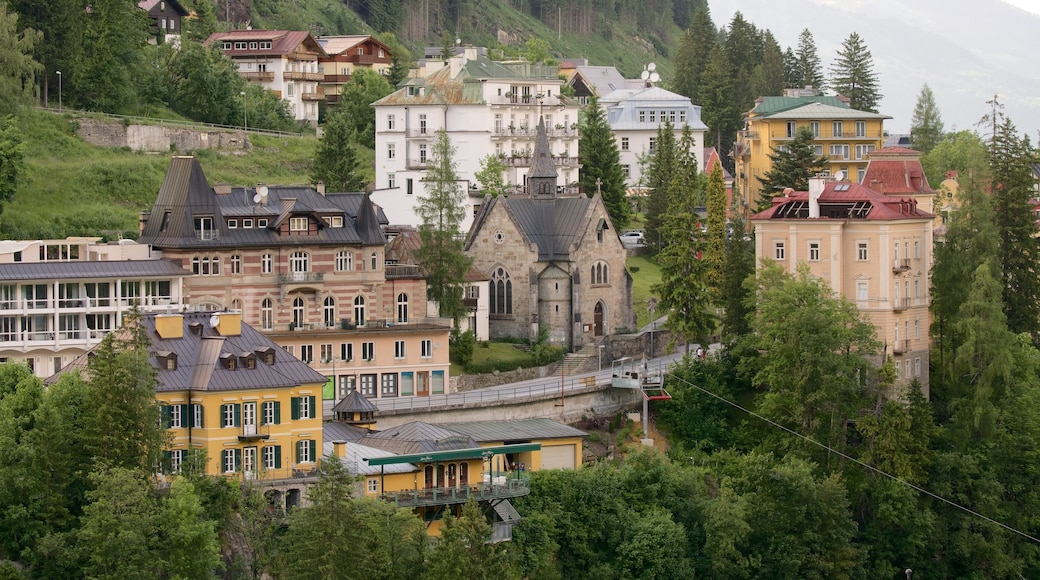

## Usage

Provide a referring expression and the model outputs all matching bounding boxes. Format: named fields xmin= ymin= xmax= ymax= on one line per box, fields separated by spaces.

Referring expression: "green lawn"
xmin=627 ymin=254 xmax=662 ymax=330
xmin=450 ymin=341 xmax=532 ymax=376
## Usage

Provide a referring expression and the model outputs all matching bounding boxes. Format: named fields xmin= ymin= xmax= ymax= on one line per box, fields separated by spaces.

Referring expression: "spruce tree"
xmin=703 ymin=162 xmax=727 ymax=302
xmin=793 ymin=28 xmax=824 ymax=91
xmin=756 ymin=126 xmax=827 ymax=209
xmin=721 ymin=214 xmax=754 ymax=342
xmin=750 ymin=31 xmax=786 ymax=98
xmin=643 ymin=121 xmax=678 ymax=254
xmin=698 ymin=42 xmax=737 ymax=160
xmin=415 ymin=129 xmax=473 ymax=323
xmin=578 ymin=94 xmax=629 ymax=230
xmin=828 ymin=32 xmax=881 ymax=112
xmin=671 ymin=7 xmax=716 ymax=100
xmin=310 ymin=109 xmax=364 ymax=192
xmin=910 ymin=83 xmax=944 ymax=154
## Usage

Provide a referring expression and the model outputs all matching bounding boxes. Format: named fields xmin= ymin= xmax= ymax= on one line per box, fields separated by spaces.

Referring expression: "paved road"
xmin=366 ymin=343 xmax=719 ymax=414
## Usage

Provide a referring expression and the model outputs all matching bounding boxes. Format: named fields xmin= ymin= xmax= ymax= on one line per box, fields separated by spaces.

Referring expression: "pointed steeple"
xmin=355 ymin=193 xmax=385 ymax=245
xmin=528 ymin=117 xmax=558 ymax=199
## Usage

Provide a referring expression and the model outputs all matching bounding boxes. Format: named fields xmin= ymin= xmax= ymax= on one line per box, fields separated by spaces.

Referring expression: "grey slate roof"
xmin=356 ymin=420 xmax=479 ymax=455
xmin=529 ymin=118 xmax=557 ymax=180
xmin=138 ymin=156 xmax=387 ymax=250
xmin=323 ymin=421 xmax=370 ymax=443
xmin=325 ymin=441 xmax=417 ymax=475
xmin=0 ymin=260 xmax=190 ymax=281
xmin=502 ymin=197 xmax=594 ymax=261
xmin=331 ymin=390 xmax=378 ymax=414
xmin=438 ymin=418 xmax=587 ymax=441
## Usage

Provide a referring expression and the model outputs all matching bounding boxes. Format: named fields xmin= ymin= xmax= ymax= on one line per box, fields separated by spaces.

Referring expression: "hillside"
xmin=4 ymin=112 xmax=322 ymax=240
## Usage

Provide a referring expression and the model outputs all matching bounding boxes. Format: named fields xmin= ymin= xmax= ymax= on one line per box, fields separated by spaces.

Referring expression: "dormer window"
xmin=328 ymin=216 xmax=343 ymax=227
xmin=240 ymin=353 xmax=257 ymax=369
xmin=220 ymin=353 xmax=237 ymax=370
xmin=188 ymin=322 xmax=203 ymax=336
xmin=290 ymin=217 xmax=308 ymax=231
xmin=156 ymin=351 xmax=177 ymax=371
xmin=255 ymin=346 xmax=276 ymax=365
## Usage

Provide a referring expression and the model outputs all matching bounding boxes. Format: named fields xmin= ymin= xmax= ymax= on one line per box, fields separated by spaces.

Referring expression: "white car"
xmin=620 ymin=231 xmax=645 ymax=245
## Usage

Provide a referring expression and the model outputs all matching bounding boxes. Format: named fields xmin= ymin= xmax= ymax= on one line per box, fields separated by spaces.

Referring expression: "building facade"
xmin=317 ymin=35 xmax=393 ymax=106
xmin=205 ymin=30 xmax=327 ymax=125
xmin=137 ymin=157 xmax=451 ymax=403
xmin=735 ymin=92 xmax=890 ymax=213
xmin=750 ymin=176 xmax=933 ymax=395
xmin=372 ymin=47 xmax=582 ymax=231
xmin=138 ymin=0 xmax=188 ymax=46
xmin=0 ymin=237 xmax=189 ymax=377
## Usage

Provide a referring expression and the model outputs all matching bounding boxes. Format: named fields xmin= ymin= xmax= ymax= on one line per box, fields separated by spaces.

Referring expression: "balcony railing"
xmin=892 ymin=339 xmax=911 ymax=355
xmin=277 ymin=272 xmax=324 ymax=285
xmin=406 ymin=159 xmax=429 ymax=170
xmin=243 ymin=72 xmax=275 ymax=82
xmin=380 ymin=478 xmax=530 ymax=508
xmin=385 ymin=264 xmax=422 ymax=279
xmin=301 ymin=92 xmax=322 ymax=101
xmin=505 ymin=184 xmax=582 ymax=196
xmin=407 ymin=129 xmax=431 ymax=138
xmin=893 ymin=297 xmax=910 ymax=312
xmin=462 ymin=297 xmax=479 ymax=309
xmin=892 ymin=258 xmax=911 ymax=272
xmin=283 ymin=71 xmax=324 ymax=81
xmin=238 ymin=423 xmax=270 ymax=442
xmin=491 ymin=126 xmax=578 ymax=138
xmin=323 ymin=74 xmax=352 ymax=84
xmin=501 ymin=155 xmax=581 ymax=168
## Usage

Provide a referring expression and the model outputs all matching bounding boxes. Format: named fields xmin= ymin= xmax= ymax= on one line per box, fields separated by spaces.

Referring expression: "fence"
xmin=38 ymin=106 xmax=305 ymax=138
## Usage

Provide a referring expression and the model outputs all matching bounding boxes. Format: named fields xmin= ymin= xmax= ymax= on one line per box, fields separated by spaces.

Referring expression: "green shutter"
xmin=308 ymin=396 xmax=316 ymax=419
xmin=161 ymin=405 xmax=172 ymax=429
xmin=274 ymin=445 xmax=282 ymax=469
xmin=233 ymin=403 xmax=241 ymax=427
xmin=309 ymin=440 xmax=317 ymax=462
xmin=295 ymin=441 xmax=301 ymax=464
xmin=274 ymin=401 xmax=281 ymax=424
xmin=234 ymin=449 xmax=242 ymax=471
xmin=291 ymin=397 xmax=300 ymax=420
xmin=180 ymin=404 xmax=189 ymax=426
xmin=259 ymin=403 xmax=267 ymax=426
xmin=221 ymin=404 xmax=229 ymax=427
xmin=163 ymin=450 xmax=172 ymax=471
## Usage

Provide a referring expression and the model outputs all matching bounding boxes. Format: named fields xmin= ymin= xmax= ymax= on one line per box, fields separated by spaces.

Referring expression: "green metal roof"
xmin=753 ymin=95 xmax=849 ymax=116
xmin=365 ymin=443 xmax=541 ymax=466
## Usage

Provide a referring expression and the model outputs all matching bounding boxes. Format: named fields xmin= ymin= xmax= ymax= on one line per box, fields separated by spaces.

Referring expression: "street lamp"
xmin=240 ymin=90 xmax=248 ymax=135
xmin=56 ymin=71 xmax=62 ymax=112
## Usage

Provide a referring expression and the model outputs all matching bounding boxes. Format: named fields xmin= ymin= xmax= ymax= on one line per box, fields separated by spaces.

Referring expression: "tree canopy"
xmin=578 ymin=94 xmax=629 ymax=230
xmin=828 ymin=32 xmax=881 ymax=112
xmin=756 ymin=125 xmax=827 ymax=209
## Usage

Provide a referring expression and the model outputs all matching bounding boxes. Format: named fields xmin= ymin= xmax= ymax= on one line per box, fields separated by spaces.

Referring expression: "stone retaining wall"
xmin=76 ymin=118 xmax=250 ymax=152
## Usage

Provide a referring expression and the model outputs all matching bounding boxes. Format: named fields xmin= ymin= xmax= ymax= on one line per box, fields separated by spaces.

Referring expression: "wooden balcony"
xmin=284 ymin=71 xmax=324 ymax=81
xmin=323 ymin=74 xmax=352 ymax=84
xmin=301 ymin=92 xmax=322 ymax=101
xmin=243 ymin=72 xmax=275 ymax=82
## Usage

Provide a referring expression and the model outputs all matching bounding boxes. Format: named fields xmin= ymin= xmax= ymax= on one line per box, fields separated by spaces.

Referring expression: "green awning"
xmin=365 ymin=443 xmax=541 ymax=466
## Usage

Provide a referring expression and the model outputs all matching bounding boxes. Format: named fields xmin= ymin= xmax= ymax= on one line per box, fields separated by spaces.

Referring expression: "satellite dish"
xmin=649 ymin=72 xmax=660 ymax=84
xmin=209 ymin=314 xmax=220 ymax=328
xmin=647 ymin=62 xmax=657 ymax=72
xmin=252 ymin=193 xmax=262 ymax=203
xmin=833 ymin=170 xmax=846 ymax=182
xmin=257 ymin=185 xmax=268 ymax=198
xmin=640 ymin=70 xmax=650 ymax=80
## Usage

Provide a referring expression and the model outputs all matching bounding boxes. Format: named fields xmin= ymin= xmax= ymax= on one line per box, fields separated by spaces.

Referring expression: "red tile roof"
xmin=204 ymin=30 xmax=327 ymax=58
xmin=862 ymin=147 xmax=935 ymax=195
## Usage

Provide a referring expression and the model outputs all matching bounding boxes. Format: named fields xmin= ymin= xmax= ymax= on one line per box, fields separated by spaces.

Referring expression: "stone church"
xmin=464 ymin=119 xmax=634 ymax=351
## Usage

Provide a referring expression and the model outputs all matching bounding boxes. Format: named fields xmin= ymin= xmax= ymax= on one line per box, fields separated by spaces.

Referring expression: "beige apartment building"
xmin=750 ymin=175 xmax=933 ymax=395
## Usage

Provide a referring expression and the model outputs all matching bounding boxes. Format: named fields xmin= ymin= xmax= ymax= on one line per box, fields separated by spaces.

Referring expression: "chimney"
xmin=869 ymin=179 xmax=885 ymax=194
xmin=808 ymin=175 xmax=826 ymax=218
xmin=155 ymin=313 xmax=184 ymax=339
xmin=139 ymin=210 xmax=150 ymax=235
xmin=316 ymin=181 xmax=325 ymax=195
xmin=332 ymin=441 xmax=346 ymax=458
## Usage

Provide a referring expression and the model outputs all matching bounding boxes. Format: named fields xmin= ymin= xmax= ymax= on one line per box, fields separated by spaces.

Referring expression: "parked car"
xmin=620 ymin=230 xmax=645 ymax=245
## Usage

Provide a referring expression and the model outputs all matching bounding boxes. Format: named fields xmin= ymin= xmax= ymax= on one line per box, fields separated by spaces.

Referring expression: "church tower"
xmin=528 ymin=117 xmax=558 ymax=199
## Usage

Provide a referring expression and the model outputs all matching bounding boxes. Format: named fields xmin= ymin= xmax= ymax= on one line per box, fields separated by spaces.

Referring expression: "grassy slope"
xmin=627 ymin=254 xmax=662 ymax=329
xmin=5 ymin=111 xmax=380 ymax=240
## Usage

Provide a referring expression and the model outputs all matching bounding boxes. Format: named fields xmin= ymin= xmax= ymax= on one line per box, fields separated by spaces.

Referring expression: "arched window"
xmin=370 ymin=252 xmax=378 ymax=270
xmin=292 ymin=297 xmax=305 ymax=327
xmin=231 ymin=298 xmax=242 ymax=312
xmin=591 ymin=261 xmax=609 ymax=285
xmin=289 ymin=251 xmax=309 ymax=273
xmin=353 ymin=295 xmax=366 ymax=327
xmin=490 ymin=268 xmax=512 ymax=315
xmin=459 ymin=462 xmax=469 ymax=485
xmin=323 ymin=296 xmax=336 ymax=328
xmin=396 ymin=293 xmax=408 ymax=323
xmin=261 ymin=298 xmax=273 ymax=330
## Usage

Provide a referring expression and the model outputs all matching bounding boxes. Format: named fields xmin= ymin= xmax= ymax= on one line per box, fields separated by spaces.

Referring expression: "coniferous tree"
xmin=723 ymin=12 xmax=762 ymax=116
xmin=721 ymin=215 xmax=754 ymax=342
xmin=643 ymin=121 xmax=678 ymax=254
xmin=698 ymin=42 xmax=737 ymax=162
xmin=671 ymin=7 xmax=716 ymax=100
xmin=415 ymin=129 xmax=473 ymax=323
xmin=749 ymin=31 xmax=786 ymax=98
xmin=0 ymin=116 xmax=26 ymax=216
xmin=910 ymin=83 xmax=944 ymax=154
xmin=0 ymin=2 xmax=41 ymax=114
xmin=828 ymin=32 xmax=881 ymax=112
xmin=756 ymin=126 xmax=827 ymax=209
xmin=793 ymin=28 xmax=824 ymax=91
xmin=985 ymin=106 xmax=1040 ymax=341
xmin=311 ymin=109 xmax=365 ymax=192
xmin=578 ymin=94 xmax=629 ymax=230
xmin=703 ymin=162 xmax=727 ymax=302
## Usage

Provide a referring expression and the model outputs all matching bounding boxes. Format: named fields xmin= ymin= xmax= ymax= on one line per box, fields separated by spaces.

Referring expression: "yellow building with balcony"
xmin=735 ymin=93 xmax=890 ymax=212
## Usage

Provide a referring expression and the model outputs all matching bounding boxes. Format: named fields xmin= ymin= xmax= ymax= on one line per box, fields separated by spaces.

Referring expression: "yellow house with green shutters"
xmin=734 ymin=93 xmax=890 ymax=212
xmin=146 ymin=310 xmax=328 ymax=481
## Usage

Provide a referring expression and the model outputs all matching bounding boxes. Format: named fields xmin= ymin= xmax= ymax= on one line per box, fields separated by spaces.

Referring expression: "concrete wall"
xmin=76 ymin=118 xmax=250 ymax=152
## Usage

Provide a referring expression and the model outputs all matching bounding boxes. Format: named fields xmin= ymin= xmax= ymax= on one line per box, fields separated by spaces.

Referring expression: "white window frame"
xmin=774 ymin=241 xmax=785 ymax=260
xmin=808 ymin=241 xmax=820 ymax=261
xmin=421 ymin=339 xmax=432 ymax=358
xmin=857 ymin=242 xmax=868 ymax=261
xmin=290 ymin=217 xmax=308 ymax=231
xmin=394 ymin=340 xmax=405 ymax=359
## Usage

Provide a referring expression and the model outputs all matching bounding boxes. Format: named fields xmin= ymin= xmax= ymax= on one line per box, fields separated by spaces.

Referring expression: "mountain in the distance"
xmin=710 ymin=0 xmax=1040 ymax=135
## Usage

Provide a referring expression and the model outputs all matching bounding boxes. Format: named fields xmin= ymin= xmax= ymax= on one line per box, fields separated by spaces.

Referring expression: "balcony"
xmin=462 ymin=297 xmax=479 ymax=309
xmin=501 ymin=155 xmax=581 ymax=168
xmin=505 ymin=184 xmax=582 ymax=196
xmin=738 ymin=129 xmax=759 ymax=140
xmin=380 ymin=478 xmax=530 ymax=508
xmin=892 ymin=339 xmax=911 ymax=355
xmin=283 ymin=71 xmax=324 ymax=81
xmin=238 ymin=423 xmax=270 ymax=442
xmin=323 ymin=74 xmax=352 ymax=84
xmin=301 ymin=92 xmax=322 ymax=101
xmin=892 ymin=258 xmax=911 ymax=272
xmin=407 ymin=129 xmax=431 ymax=138
xmin=385 ymin=264 xmax=422 ymax=279
xmin=346 ymin=54 xmax=388 ymax=65
xmin=277 ymin=272 xmax=324 ymax=285
xmin=892 ymin=297 xmax=910 ymax=312
xmin=406 ymin=159 xmax=429 ymax=170
xmin=243 ymin=72 xmax=275 ymax=82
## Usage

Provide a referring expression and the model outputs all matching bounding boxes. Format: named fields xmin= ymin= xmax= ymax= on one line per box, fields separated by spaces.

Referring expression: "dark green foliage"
xmin=578 ymin=94 xmax=629 ymax=230
xmin=671 ymin=7 xmax=716 ymax=100
xmin=643 ymin=121 xmax=677 ymax=254
xmin=828 ymin=32 xmax=881 ymax=112
xmin=702 ymin=162 xmax=727 ymax=301
xmin=791 ymin=29 xmax=824 ymax=91
xmin=756 ymin=126 xmax=827 ymax=209
xmin=311 ymin=109 xmax=365 ymax=192
xmin=697 ymin=41 xmax=738 ymax=160
xmin=920 ymin=130 xmax=987 ymax=190
xmin=0 ymin=116 xmax=25 ymax=216
xmin=449 ymin=328 xmax=476 ymax=366
xmin=721 ymin=215 xmax=754 ymax=342
xmin=0 ymin=2 xmax=41 ymax=114
xmin=910 ymin=83 xmax=944 ymax=154
xmin=168 ymin=41 xmax=247 ymax=126
xmin=337 ymin=68 xmax=394 ymax=149
xmin=426 ymin=500 xmax=516 ymax=580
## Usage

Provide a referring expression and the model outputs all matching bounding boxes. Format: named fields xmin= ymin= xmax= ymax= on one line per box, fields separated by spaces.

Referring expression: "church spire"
xmin=528 ymin=117 xmax=558 ymax=198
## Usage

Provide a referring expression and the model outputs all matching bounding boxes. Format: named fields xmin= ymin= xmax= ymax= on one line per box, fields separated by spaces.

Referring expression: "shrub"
xmin=449 ymin=329 xmax=476 ymax=366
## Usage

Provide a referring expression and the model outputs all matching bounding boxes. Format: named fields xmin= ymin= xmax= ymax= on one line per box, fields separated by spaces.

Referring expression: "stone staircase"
xmin=556 ymin=342 xmax=601 ymax=376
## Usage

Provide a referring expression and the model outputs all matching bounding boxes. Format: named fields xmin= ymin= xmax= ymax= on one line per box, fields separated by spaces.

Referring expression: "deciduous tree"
xmin=337 ymin=68 xmax=393 ymax=149
xmin=474 ymin=154 xmax=509 ymax=197
xmin=828 ymin=32 xmax=881 ymax=112
xmin=0 ymin=116 xmax=26 ymax=216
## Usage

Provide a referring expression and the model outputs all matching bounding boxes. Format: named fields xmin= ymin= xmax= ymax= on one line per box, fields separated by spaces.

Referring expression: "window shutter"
xmin=308 ymin=396 xmax=316 ymax=418
xmin=234 ymin=404 xmax=241 ymax=427
xmin=163 ymin=450 xmax=172 ymax=471
xmin=180 ymin=404 xmax=189 ymax=425
xmin=309 ymin=440 xmax=317 ymax=462
xmin=259 ymin=403 xmax=266 ymax=426
xmin=295 ymin=441 xmax=301 ymax=464
xmin=291 ymin=397 xmax=300 ymax=420
xmin=221 ymin=404 xmax=229 ymax=427
xmin=161 ymin=405 xmax=172 ymax=429
xmin=274 ymin=445 xmax=282 ymax=469
xmin=234 ymin=449 xmax=242 ymax=471
xmin=274 ymin=401 xmax=281 ymax=424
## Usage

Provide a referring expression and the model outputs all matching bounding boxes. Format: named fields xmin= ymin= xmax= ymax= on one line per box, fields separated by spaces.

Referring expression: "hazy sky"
xmin=1005 ymin=0 xmax=1040 ymax=15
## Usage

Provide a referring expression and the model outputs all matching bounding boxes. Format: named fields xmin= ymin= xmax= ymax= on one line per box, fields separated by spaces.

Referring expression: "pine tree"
xmin=910 ymin=83 xmax=944 ymax=154
xmin=750 ymin=31 xmax=786 ymax=98
xmin=578 ymin=94 xmax=629 ymax=230
xmin=0 ymin=2 xmax=41 ymax=114
xmin=415 ymin=129 xmax=473 ymax=323
xmin=698 ymin=42 xmax=737 ymax=161
xmin=756 ymin=126 xmax=827 ymax=209
xmin=828 ymin=32 xmax=881 ymax=112
xmin=310 ymin=109 xmax=364 ymax=192
xmin=986 ymin=107 xmax=1040 ymax=341
xmin=703 ymin=163 xmax=727 ymax=302
xmin=643 ymin=121 xmax=678 ymax=254
xmin=671 ymin=7 xmax=716 ymax=100
xmin=793 ymin=28 xmax=824 ymax=91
